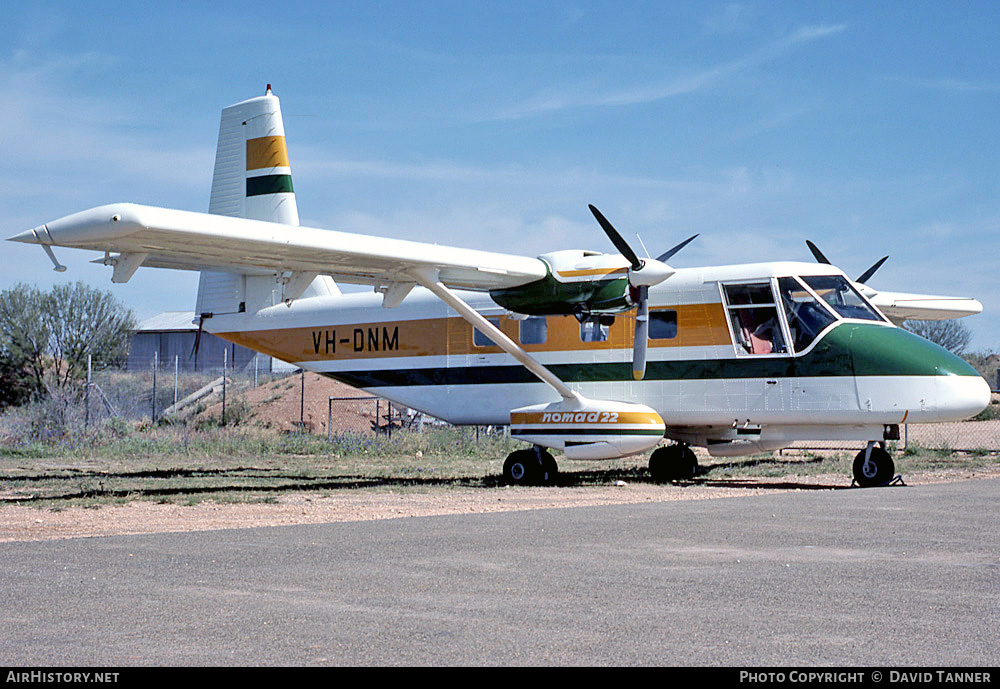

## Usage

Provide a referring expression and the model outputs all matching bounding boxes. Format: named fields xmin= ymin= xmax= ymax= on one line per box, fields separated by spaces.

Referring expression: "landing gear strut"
xmin=648 ymin=444 xmax=699 ymax=482
xmin=852 ymin=442 xmax=895 ymax=487
xmin=503 ymin=446 xmax=558 ymax=486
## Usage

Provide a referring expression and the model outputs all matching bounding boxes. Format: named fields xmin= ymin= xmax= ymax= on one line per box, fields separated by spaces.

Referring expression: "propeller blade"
xmin=633 ymin=285 xmax=649 ymax=381
xmin=589 ymin=204 xmax=643 ymax=271
xmin=806 ymin=240 xmax=832 ymax=265
xmin=856 ymin=256 xmax=889 ymax=284
xmin=656 ymin=234 xmax=699 ymax=263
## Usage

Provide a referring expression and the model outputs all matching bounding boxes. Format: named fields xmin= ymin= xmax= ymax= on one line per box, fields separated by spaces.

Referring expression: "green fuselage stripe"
xmin=317 ymin=323 xmax=978 ymax=389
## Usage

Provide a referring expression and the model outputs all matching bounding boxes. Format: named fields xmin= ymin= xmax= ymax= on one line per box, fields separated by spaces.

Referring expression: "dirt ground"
xmin=3 ymin=466 xmax=998 ymax=544
xmin=194 ymin=372 xmax=381 ymax=434
xmin=5 ymin=374 xmax=998 ymax=543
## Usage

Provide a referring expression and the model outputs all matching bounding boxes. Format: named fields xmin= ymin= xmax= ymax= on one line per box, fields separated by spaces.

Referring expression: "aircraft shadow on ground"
xmin=0 ymin=453 xmax=855 ymax=503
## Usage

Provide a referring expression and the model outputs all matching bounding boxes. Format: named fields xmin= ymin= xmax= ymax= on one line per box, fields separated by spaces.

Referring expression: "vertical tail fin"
xmin=208 ymin=84 xmax=299 ymax=225
xmin=195 ymin=86 xmax=338 ymax=316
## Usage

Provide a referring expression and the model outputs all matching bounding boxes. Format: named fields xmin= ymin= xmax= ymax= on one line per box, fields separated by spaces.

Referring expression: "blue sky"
xmin=3 ymin=1 xmax=999 ymax=348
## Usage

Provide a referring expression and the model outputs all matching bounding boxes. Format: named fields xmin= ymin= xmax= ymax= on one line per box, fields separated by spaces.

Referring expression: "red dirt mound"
xmin=194 ymin=372 xmax=381 ymax=434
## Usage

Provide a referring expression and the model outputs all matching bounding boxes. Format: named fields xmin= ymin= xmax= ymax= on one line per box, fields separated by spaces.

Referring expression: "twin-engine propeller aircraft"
xmin=10 ymin=87 xmax=989 ymax=487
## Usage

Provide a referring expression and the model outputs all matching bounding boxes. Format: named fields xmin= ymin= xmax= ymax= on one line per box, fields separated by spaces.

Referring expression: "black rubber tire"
xmin=649 ymin=445 xmax=699 ymax=482
xmin=503 ymin=450 xmax=541 ymax=486
xmin=852 ymin=447 xmax=895 ymax=487
xmin=539 ymin=452 xmax=559 ymax=486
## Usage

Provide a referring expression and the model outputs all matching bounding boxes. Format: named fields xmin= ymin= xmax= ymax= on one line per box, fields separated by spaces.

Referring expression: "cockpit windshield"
xmin=800 ymin=275 xmax=884 ymax=322
xmin=778 ymin=277 xmax=837 ymax=352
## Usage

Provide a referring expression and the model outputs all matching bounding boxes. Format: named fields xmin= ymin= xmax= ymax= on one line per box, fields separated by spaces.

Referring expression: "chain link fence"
xmin=788 ymin=418 xmax=1000 ymax=454
xmin=3 ymin=352 xmax=998 ymax=455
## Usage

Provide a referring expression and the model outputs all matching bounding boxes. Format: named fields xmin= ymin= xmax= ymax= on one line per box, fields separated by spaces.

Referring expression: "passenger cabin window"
xmin=473 ymin=318 xmax=502 ymax=347
xmin=801 ymin=275 xmax=884 ymax=322
xmin=649 ymin=311 xmax=677 ymax=340
xmin=778 ymin=277 xmax=837 ymax=352
xmin=519 ymin=317 xmax=547 ymax=345
xmin=723 ymin=283 xmax=787 ymax=355
xmin=580 ymin=317 xmax=610 ymax=343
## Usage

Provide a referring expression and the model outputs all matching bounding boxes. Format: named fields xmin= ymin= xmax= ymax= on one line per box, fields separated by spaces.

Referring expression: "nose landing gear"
xmin=852 ymin=442 xmax=896 ymax=487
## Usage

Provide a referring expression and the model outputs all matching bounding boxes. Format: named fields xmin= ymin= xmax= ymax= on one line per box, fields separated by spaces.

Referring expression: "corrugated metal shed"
xmin=127 ymin=311 xmax=290 ymax=372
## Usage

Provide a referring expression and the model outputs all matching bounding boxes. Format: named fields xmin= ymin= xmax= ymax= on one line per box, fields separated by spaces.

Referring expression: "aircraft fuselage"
xmin=208 ymin=260 xmax=988 ymax=455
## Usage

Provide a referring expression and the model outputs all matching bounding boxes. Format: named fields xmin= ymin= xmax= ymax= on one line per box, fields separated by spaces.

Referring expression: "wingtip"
xmin=7 ymin=227 xmax=41 ymax=244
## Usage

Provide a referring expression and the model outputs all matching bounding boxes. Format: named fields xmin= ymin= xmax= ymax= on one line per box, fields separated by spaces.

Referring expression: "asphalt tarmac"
xmin=1 ymin=477 xmax=998 ymax=666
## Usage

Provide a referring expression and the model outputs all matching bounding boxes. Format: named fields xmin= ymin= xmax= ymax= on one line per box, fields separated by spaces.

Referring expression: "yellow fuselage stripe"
xmin=217 ymin=302 xmax=731 ymax=363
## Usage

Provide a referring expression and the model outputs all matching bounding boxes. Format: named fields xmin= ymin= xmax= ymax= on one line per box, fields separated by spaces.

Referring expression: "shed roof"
xmin=134 ymin=311 xmax=198 ymax=332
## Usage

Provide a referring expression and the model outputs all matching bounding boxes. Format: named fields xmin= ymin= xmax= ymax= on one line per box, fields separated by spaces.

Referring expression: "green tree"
xmin=0 ymin=282 xmax=135 ymax=406
xmin=0 ymin=352 xmax=37 ymax=408
xmin=0 ymin=283 xmax=51 ymax=397
xmin=903 ymin=319 xmax=973 ymax=355
xmin=43 ymin=282 xmax=136 ymax=389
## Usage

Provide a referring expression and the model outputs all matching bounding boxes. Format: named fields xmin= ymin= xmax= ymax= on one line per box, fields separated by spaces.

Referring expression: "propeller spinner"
xmin=588 ymin=205 xmax=685 ymax=380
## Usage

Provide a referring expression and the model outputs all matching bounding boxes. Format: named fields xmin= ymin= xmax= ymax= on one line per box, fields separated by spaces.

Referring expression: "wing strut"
xmin=408 ymin=267 xmax=581 ymax=403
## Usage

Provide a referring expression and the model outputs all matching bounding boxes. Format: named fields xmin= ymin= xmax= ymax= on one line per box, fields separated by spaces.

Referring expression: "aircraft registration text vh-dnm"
xmin=10 ymin=87 xmax=989 ymax=487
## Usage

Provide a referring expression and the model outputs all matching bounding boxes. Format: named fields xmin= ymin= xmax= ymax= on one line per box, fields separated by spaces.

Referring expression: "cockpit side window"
xmin=778 ymin=277 xmax=837 ymax=352
xmin=801 ymin=275 xmax=884 ymax=322
xmin=723 ymin=282 xmax=788 ymax=355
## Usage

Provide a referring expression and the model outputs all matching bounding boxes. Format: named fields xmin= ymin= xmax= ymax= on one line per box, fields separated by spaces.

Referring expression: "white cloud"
xmin=490 ymin=23 xmax=846 ymax=120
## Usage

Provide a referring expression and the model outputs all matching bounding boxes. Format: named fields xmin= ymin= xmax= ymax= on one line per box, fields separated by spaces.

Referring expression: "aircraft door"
xmin=721 ymin=280 xmax=793 ymax=416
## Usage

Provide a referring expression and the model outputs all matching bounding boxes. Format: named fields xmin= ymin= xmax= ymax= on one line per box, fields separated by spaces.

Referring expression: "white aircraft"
xmin=10 ymin=87 xmax=989 ymax=488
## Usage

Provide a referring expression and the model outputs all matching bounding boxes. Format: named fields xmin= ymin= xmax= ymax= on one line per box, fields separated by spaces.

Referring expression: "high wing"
xmin=804 ymin=239 xmax=982 ymax=325
xmin=8 ymin=202 xmax=548 ymax=293
xmin=862 ymin=288 xmax=983 ymax=325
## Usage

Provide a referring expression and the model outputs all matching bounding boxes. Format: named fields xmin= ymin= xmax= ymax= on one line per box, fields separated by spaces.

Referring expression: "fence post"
xmin=151 ymin=351 xmax=157 ymax=422
xmin=300 ymin=369 xmax=305 ymax=426
xmin=328 ymin=397 xmax=333 ymax=443
xmin=222 ymin=348 xmax=228 ymax=426
xmin=85 ymin=354 xmax=91 ymax=428
xmin=173 ymin=355 xmax=179 ymax=409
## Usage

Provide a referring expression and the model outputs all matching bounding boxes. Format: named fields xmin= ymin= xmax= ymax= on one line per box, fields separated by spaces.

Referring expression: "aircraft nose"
xmin=938 ymin=374 xmax=991 ymax=421
xmin=847 ymin=324 xmax=990 ymax=422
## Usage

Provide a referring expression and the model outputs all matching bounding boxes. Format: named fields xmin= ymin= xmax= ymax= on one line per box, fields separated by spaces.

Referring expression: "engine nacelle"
xmin=490 ymin=250 xmax=633 ymax=316
xmin=510 ymin=398 xmax=665 ymax=460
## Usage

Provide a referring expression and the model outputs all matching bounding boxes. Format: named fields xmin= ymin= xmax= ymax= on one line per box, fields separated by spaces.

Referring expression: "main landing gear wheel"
xmin=503 ymin=448 xmax=558 ymax=486
xmin=852 ymin=445 xmax=895 ymax=487
xmin=649 ymin=444 xmax=699 ymax=482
